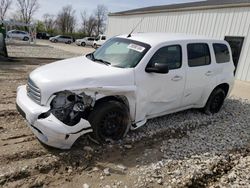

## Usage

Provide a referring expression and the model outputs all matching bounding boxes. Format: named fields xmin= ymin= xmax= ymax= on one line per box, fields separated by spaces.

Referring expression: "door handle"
xmin=205 ymin=71 xmax=213 ymax=76
xmin=171 ymin=75 xmax=183 ymax=81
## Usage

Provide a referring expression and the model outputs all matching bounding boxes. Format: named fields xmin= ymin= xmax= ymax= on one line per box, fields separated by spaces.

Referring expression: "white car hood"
xmin=29 ymin=56 xmax=135 ymax=104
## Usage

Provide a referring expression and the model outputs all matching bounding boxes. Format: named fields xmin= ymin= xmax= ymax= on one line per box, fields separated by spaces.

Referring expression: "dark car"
xmin=37 ymin=32 xmax=51 ymax=40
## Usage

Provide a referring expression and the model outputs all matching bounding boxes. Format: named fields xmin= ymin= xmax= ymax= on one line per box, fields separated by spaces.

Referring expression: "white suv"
xmin=93 ymin=35 xmax=106 ymax=48
xmin=7 ymin=30 xmax=30 ymax=41
xmin=16 ymin=33 xmax=235 ymax=149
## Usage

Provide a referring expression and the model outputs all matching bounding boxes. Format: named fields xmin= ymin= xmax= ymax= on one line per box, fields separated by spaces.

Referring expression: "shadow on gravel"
xmin=42 ymin=98 xmax=250 ymax=178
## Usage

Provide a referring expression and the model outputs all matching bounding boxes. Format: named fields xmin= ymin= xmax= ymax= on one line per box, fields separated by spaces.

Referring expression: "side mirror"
xmin=145 ymin=63 xmax=169 ymax=74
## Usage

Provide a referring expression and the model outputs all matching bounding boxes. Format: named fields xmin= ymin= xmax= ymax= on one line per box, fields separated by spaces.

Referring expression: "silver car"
xmin=49 ymin=35 xmax=73 ymax=44
xmin=7 ymin=30 xmax=30 ymax=41
xmin=76 ymin=37 xmax=95 ymax=46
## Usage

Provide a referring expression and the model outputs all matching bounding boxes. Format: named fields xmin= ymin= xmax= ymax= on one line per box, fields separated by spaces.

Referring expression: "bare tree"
xmin=56 ymin=5 xmax=76 ymax=33
xmin=94 ymin=5 xmax=108 ymax=35
xmin=16 ymin=0 xmax=39 ymax=24
xmin=0 ymin=0 xmax=12 ymax=21
xmin=80 ymin=11 xmax=97 ymax=36
xmin=43 ymin=13 xmax=55 ymax=32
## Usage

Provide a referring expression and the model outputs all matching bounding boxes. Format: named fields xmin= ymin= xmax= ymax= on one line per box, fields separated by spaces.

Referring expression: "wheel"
xmin=203 ymin=88 xmax=226 ymax=114
xmin=23 ymin=37 xmax=29 ymax=41
xmin=81 ymin=42 xmax=86 ymax=47
xmin=93 ymin=43 xmax=97 ymax=49
xmin=88 ymin=101 xmax=130 ymax=143
xmin=67 ymin=41 xmax=71 ymax=44
xmin=54 ymin=39 xmax=58 ymax=43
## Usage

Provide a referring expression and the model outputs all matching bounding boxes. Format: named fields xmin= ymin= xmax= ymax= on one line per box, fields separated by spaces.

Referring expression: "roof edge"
xmin=109 ymin=2 xmax=250 ymax=16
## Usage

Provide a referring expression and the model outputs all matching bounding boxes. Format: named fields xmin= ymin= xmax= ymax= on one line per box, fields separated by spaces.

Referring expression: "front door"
xmin=224 ymin=36 xmax=244 ymax=74
xmin=135 ymin=44 xmax=186 ymax=122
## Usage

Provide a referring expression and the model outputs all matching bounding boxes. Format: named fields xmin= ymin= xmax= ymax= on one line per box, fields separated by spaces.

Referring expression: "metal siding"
xmin=107 ymin=7 xmax=250 ymax=81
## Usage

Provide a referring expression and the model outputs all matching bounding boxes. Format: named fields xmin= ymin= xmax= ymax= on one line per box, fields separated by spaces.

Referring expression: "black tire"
xmin=54 ymin=39 xmax=58 ymax=43
xmin=88 ymin=101 xmax=130 ymax=143
xmin=93 ymin=43 xmax=97 ymax=49
xmin=203 ymin=88 xmax=226 ymax=114
xmin=23 ymin=37 xmax=29 ymax=41
xmin=81 ymin=42 xmax=86 ymax=47
xmin=67 ymin=41 xmax=72 ymax=44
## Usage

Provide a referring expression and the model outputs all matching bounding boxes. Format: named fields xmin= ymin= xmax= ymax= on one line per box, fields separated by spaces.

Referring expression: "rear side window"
xmin=213 ymin=43 xmax=230 ymax=63
xmin=187 ymin=43 xmax=211 ymax=67
xmin=149 ymin=45 xmax=182 ymax=70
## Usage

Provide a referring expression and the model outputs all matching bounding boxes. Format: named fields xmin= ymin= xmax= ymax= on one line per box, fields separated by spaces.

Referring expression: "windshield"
xmin=87 ymin=37 xmax=150 ymax=68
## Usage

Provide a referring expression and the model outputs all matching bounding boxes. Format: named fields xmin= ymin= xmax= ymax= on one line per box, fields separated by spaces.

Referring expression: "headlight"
xmin=48 ymin=91 xmax=93 ymax=126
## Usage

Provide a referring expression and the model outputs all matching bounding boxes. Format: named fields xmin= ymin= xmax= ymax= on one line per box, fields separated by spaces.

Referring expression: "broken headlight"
xmin=49 ymin=91 xmax=93 ymax=126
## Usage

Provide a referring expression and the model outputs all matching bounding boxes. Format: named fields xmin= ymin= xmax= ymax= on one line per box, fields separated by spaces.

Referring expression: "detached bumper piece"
xmin=16 ymin=85 xmax=93 ymax=149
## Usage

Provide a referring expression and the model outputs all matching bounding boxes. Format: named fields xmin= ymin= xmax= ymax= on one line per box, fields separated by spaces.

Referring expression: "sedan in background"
xmin=76 ymin=37 xmax=95 ymax=47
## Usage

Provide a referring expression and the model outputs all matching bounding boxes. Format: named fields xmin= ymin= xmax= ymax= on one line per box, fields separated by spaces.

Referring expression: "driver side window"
xmin=149 ymin=45 xmax=182 ymax=70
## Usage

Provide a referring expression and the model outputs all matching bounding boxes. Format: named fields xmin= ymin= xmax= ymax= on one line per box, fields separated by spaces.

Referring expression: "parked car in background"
xmin=76 ymin=37 xmax=95 ymax=46
xmin=37 ymin=32 xmax=51 ymax=39
xmin=7 ymin=30 xmax=30 ymax=41
xmin=93 ymin=35 xmax=106 ymax=48
xmin=49 ymin=35 xmax=73 ymax=44
xmin=16 ymin=32 xmax=235 ymax=149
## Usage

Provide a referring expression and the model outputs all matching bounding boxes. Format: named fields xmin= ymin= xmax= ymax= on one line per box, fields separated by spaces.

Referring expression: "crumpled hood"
xmin=29 ymin=56 xmax=135 ymax=104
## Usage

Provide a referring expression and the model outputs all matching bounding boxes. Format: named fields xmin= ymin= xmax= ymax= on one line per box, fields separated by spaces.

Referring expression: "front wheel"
xmin=93 ymin=43 xmax=97 ymax=49
xmin=203 ymin=88 xmax=226 ymax=114
xmin=23 ymin=37 xmax=29 ymax=41
xmin=88 ymin=101 xmax=130 ymax=143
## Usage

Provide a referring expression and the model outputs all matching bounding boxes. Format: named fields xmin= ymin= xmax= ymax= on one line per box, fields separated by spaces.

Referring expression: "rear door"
xmin=182 ymin=42 xmax=216 ymax=107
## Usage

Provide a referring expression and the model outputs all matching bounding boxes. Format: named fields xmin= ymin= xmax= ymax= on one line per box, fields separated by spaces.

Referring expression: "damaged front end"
xmin=16 ymin=86 xmax=94 ymax=149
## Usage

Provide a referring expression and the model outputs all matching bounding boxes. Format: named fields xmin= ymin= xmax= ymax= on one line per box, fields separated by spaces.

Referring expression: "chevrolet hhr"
xmin=16 ymin=33 xmax=235 ymax=149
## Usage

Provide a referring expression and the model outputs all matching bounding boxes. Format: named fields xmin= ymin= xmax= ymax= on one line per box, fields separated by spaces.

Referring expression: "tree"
xmin=16 ymin=0 xmax=39 ymax=24
xmin=56 ymin=5 xmax=76 ymax=34
xmin=36 ymin=20 xmax=45 ymax=32
xmin=0 ymin=0 xmax=12 ymax=21
xmin=94 ymin=5 xmax=108 ymax=35
xmin=43 ymin=13 xmax=55 ymax=32
xmin=80 ymin=11 xmax=97 ymax=36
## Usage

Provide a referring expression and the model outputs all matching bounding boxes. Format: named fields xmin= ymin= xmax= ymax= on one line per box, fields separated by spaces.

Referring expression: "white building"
xmin=106 ymin=0 xmax=250 ymax=81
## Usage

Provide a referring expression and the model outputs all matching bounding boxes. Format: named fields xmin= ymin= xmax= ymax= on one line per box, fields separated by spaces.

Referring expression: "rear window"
xmin=187 ymin=43 xmax=211 ymax=67
xmin=213 ymin=43 xmax=230 ymax=63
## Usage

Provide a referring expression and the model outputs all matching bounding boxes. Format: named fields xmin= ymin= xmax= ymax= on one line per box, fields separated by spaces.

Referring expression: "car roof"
xmin=117 ymin=32 xmax=226 ymax=46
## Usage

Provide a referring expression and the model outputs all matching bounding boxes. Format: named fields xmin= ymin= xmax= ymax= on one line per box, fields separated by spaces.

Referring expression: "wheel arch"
xmin=94 ymin=95 xmax=130 ymax=111
xmin=213 ymin=83 xmax=230 ymax=97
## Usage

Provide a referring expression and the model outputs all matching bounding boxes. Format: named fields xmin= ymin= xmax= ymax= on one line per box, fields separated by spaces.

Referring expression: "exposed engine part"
xmin=39 ymin=91 xmax=93 ymax=126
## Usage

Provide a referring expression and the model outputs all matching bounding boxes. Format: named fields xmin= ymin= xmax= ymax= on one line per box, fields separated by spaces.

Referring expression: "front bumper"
xmin=16 ymin=85 xmax=93 ymax=149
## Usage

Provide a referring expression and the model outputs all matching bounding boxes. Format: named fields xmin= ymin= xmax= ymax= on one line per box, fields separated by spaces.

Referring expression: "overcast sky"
xmin=35 ymin=0 xmax=202 ymax=21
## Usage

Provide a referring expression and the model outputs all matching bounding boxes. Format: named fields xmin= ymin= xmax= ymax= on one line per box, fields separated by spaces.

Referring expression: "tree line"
xmin=0 ymin=0 xmax=108 ymax=37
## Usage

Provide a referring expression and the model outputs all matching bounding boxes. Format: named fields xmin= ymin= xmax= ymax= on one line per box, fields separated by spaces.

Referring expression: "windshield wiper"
xmin=94 ymin=58 xmax=111 ymax=66
xmin=87 ymin=53 xmax=111 ymax=66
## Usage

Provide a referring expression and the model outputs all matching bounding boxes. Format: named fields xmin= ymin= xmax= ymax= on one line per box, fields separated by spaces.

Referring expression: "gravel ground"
xmin=0 ymin=43 xmax=250 ymax=188
xmin=6 ymin=42 xmax=79 ymax=59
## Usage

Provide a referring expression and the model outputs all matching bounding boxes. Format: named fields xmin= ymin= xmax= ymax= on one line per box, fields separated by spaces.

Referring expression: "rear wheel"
xmin=81 ymin=42 xmax=86 ymax=47
xmin=88 ymin=101 xmax=130 ymax=143
xmin=203 ymin=88 xmax=226 ymax=114
xmin=93 ymin=43 xmax=97 ymax=49
xmin=54 ymin=39 xmax=58 ymax=43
